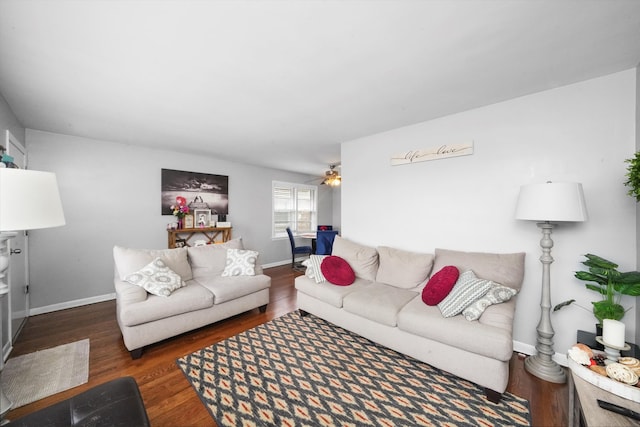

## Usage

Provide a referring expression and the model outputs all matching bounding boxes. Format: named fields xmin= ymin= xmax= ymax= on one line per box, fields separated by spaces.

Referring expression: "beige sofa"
xmin=113 ymin=239 xmax=270 ymax=358
xmin=295 ymin=236 xmax=524 ymax=403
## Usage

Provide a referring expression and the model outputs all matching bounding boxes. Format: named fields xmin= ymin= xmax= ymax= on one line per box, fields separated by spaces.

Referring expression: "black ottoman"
xmin=7 ymin=377 xmax=150 ymax=427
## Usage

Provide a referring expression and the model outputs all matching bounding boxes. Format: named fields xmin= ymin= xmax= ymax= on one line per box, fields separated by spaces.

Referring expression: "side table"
xmin=569 ymin=370 xmax=640 ymax=426
xmin=570 ymin=330 xmax=640 ymax=426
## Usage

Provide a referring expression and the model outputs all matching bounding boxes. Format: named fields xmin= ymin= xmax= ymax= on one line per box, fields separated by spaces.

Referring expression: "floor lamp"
xmin=0 ymin=168 xmax=66 ymax=420
xmin=515 ymin=181 xmax=587 ymax=383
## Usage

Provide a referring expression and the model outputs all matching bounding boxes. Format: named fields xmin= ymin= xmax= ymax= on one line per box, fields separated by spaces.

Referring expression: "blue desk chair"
xmin=286 ymin=227 xmax=313 ymax=268
xmin=316 ymin=230 xmax=339 ymax=255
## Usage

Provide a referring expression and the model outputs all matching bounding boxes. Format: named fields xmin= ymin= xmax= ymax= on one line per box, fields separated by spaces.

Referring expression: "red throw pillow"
xmin=320 ymin=256 xmax=355 ymax=286
xmin=422 ymin=266 xmax=459 ymax=305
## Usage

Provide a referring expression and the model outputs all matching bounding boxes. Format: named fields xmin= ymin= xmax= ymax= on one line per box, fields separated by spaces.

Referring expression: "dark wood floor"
xmin=5 ymin=265 xmax=568 ymax=426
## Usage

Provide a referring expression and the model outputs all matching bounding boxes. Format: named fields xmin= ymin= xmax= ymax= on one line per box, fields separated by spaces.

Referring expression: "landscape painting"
xmin=161 ymin=169 xmax=229 ymax=216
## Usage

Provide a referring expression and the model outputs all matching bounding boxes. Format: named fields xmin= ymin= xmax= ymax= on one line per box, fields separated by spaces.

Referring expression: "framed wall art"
xmin=161 ymin=169 xmax=229 ymax=216
xmin=390 ymin=141 xmax=474 ymax=166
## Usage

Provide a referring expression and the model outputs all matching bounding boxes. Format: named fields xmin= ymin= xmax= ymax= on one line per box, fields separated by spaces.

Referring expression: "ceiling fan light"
xmin=326 ymin=175 xmax=341 ymax=186
xmin=320 ymin=164 xmax=341 ymax=186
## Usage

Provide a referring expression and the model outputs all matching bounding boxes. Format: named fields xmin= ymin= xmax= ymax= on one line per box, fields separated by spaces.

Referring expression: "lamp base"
xmin=525 ymin=354 xmax=567 ymax=383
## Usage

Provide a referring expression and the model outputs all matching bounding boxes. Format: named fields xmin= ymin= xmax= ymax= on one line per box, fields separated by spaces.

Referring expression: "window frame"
xmin=272 ymin=181 xmax=318 ymax=239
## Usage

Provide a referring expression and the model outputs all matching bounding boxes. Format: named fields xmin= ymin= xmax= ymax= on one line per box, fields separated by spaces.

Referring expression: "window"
xmin=272 ymin=181 xmax=317 ymax=238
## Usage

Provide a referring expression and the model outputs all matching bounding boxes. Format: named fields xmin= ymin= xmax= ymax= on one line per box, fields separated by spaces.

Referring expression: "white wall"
xmin=332 ymin=186 xmax=342 ymax=230
xmin=0 ymin=92 xmax=24 ymax=145
xmin=25 ymin=130 xmax=332 ymax=313
xmin=341 ymin=69 xmax=637 ymax=358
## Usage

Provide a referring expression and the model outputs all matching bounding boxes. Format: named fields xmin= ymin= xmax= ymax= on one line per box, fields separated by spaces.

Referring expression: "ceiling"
xmin=1 ymin=1 xmax=639 ymax=176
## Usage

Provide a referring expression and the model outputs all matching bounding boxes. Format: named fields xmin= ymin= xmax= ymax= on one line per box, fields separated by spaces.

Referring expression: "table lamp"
xmin=0 ymin=168 xmax=66 ymax=419
xmin=515 ymin=181 xmax=587 ymax=383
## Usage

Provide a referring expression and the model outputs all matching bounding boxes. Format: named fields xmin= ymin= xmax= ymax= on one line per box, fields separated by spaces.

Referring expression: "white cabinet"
xmin=2 ymin=132 xmax=29 ymax=361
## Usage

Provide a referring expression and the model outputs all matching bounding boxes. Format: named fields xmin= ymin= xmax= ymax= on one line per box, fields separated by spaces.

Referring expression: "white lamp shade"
xmin=0 ymin=168 xmax=66 ymax=231
xmin=515 ymin=182 xmax=588 ymax=222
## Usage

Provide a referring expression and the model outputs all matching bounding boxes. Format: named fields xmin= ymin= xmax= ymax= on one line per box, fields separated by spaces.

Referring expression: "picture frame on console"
xmin=194 ymin=209 xmax=210 ymax=228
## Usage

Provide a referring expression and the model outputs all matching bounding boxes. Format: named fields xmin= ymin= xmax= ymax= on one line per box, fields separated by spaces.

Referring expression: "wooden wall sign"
xmin=391 ymin=141 xmax=474 ymax=166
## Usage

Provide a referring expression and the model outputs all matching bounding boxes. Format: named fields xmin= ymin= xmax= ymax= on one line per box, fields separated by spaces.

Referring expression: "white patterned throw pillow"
xmin=437 ymin=270 xmax=493 ymax=318
xmin=221 ymin=249 xmax=259 ymax=277
xmin=124 ymin=257 xmax=184 ymax=297
xmin=303 ymin=255 xmax=328 ymax=283
xmin=462 ymin=283 xmax=518 ymax=321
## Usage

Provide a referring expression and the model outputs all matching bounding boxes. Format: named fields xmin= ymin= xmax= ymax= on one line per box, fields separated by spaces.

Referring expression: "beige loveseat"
xmin=113 ymin=239 xmax=270 ymax=358
xmin=295 ymin=236 xmax=524 ymax=403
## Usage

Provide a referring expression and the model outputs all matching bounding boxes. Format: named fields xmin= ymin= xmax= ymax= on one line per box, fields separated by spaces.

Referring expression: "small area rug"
xmin=178 ymin=313 xmax=530 ymax=426
xmin=1 ymin=339 xmax=90 ymax=408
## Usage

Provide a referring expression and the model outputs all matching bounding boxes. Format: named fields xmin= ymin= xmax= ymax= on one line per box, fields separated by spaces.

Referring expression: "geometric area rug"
xmin=1 ymin=339 xmax=90 ymax=409
xmin=177 ymin=313 xmax=531 ymax=426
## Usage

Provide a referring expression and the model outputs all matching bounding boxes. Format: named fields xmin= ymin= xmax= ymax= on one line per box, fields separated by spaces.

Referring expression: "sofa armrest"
xmin=478 ymin=298 xmax=516 ymax=332
xmin=114 ymin=279 xmax=147 ymax=304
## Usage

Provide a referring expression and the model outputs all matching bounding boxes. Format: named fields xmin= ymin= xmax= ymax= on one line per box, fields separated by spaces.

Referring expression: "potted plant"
xmin=553 ymin=254 xmax=640 ymax=329
xmin=625 ymin=151 xmax=640 ymax=202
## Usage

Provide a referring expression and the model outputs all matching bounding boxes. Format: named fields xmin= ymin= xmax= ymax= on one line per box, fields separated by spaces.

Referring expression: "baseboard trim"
xmin=29 ymin=293 xmax=116 ymax=316
xmin=27 ymin=260 xmax=297 ymax=316
xmin=262 ymin=258 xmax=310 ymax=269
xmin=262 ymin=259 xmax=293 ymax=269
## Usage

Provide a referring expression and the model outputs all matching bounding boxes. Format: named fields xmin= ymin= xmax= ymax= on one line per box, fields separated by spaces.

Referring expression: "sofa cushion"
xmin=114 ymin=246 xmax=193 ymax=281
xmin=343 ymin=283 xmax=418 ymax=327
xmin=124 ymin=257 xmax=184 ymax=297
xmin=462 ymin=284 xmax=518 ymax=321
xmin=115 ymin=280 xmax=148 ymax=305
xmin=118 ymin=280 xmax=214 ymax=327
xmin=221 ymin=249 xmax=258 ymax=277
xmin=421 ymin=265 xmax=459 ymax=305
xmin=477 ymin=297 xmax=517 ymax=331
xmin=331 ymin=236 xmax=379 ymax=281
xmin=432 ymin=248 xmax=525 ymax=290
xmin=321 ymin=256 xmax=355 ymax=286
xmin=197 ymin=274 xmax=271 ymax=304
xmin=376 ymin=246 xmax=434 ymax=289
xmin=302 ymin=255 xmax=328 ymax=283
xmin=437 ymin=270 xmax=493 ymax=318
xmin=295 ymin=275 xmax=368 ymax=308
xmin=397 ymin=297 xmax=514 ymax=361
xmin=187 ymin=238 xmax=244 ymax=278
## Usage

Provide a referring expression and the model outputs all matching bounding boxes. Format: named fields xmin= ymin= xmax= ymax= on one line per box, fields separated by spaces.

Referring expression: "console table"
xmin=167 ymin=227 xmax=232 ymax=248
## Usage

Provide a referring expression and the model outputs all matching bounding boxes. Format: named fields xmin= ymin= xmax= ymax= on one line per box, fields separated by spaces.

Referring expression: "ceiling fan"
xmin=321 ymin=164 xmax=341 ymax=187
